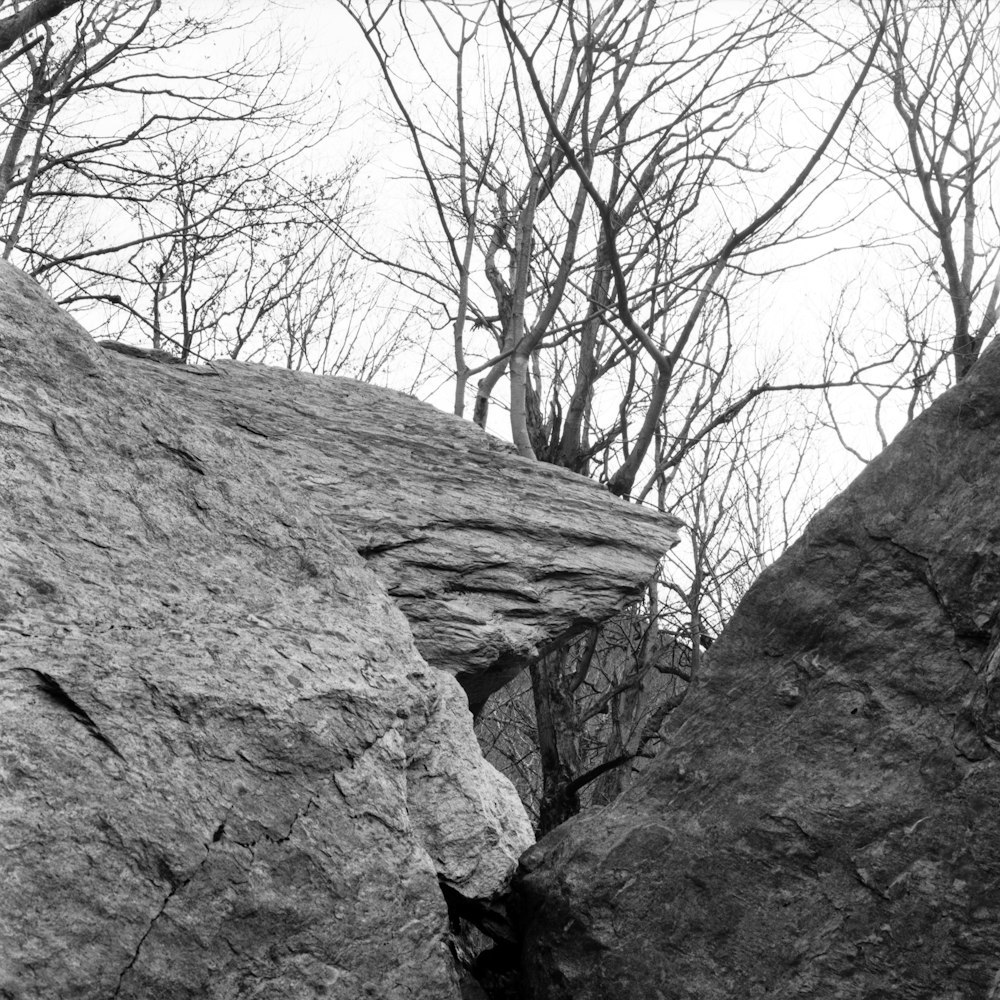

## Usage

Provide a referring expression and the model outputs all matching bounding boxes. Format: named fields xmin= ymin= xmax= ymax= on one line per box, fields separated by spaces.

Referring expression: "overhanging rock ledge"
xmin=95 ymin=309 xmax=681 ymax=710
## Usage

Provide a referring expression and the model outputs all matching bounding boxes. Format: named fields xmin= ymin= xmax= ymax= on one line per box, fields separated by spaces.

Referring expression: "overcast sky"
xmin=248 ymin=3 xmax=918 ymax=465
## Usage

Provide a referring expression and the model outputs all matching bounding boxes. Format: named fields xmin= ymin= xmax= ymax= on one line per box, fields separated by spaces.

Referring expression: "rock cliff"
xmin=516 ymin=341 xmax=1000 ymax=995
xmin=0 ymin=261 xmax=677 ymax=999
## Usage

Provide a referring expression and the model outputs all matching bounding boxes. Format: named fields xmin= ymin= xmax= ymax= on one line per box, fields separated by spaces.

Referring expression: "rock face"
xmin=0 ymin=262 xmax=674 ymax=999
xmin=516 ymin=342 xmax=1000 ymax=997
xmin=98 ymin=337 xmax=681 ymax=711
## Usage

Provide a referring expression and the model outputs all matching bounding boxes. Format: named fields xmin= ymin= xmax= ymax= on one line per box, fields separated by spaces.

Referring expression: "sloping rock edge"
xmin=512 ymin=340 xmax=1000 ymax=997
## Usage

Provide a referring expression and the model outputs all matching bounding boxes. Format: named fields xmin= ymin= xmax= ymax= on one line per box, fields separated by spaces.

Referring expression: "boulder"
xmin=96 ymin=335 xmax=681 ymax=711
xmin=516 ymin=341 xmax=1000 ymax=997
xmin=0 ymin=262 xmax=674 ymax=999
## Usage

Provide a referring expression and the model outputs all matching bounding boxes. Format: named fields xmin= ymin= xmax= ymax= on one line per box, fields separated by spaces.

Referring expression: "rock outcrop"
xmin=515 ymin=342 xmax=1000 ymax=996
xmin=0 ymin=261 xmax=676 ymax=999
xmin=97 ymin=335 xmax=681 ymax=711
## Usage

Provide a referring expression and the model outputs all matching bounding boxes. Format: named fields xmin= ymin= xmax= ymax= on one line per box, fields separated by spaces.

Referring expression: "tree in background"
xmin=340 ymin=0 xmax=889 ymax=831
xmin=76 ymin=131 xmax=417 ymax=377
xmin=3 ymin=0 xmax=198 ymax=258
xmin=0 ymin=0 xmax=409 ymax=379
xmin=875 ymin=0 xmax=1000 ymax=382
xmin=340 ymin=0 xmax=883 ymax=487
xmin=825 ymin=0 xmax=1000 ymax=461
xmin=477 ymin=389 xmax=831 ymax=830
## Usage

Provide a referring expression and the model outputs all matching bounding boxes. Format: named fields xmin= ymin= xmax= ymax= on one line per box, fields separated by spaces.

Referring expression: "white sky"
xmin=57 ymin=0 xmax=952 ymax=489
xmin=7 ymin=0 xmax=954 ymax=607
xmin=250 ymin=1 xmax=922 ymax=462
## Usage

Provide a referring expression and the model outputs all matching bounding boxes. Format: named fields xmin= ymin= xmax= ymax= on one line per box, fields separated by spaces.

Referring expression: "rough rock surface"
xmin=0 ymin=261 xmax=576 ymax=999
xmin=516 ymin=342 xmax=1000 ymax=997
xmin=96 ymin=336 xmax=680 ymax=710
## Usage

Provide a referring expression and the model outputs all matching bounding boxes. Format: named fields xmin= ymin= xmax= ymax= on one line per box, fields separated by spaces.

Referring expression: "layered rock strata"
xmin=97 ymin=334 xmax=681 ymax=710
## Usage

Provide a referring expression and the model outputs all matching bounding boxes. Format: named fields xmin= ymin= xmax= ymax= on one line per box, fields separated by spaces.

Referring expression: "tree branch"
xmin=0 ymin=0 xmax=81 ymax=54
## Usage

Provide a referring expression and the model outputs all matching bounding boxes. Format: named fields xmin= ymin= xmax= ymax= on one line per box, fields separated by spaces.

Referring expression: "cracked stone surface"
xmin=516 ymin=341 xmax=1000 ymax=997
xmin=0 ymin=262 xmax=544 ymax=999
xmin=93 ymin=328 xmax=679 ymax=712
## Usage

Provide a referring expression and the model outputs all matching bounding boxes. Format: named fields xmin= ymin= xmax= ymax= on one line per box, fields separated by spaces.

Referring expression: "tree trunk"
xmin=530 ymin=648 xmax=583 ymax=835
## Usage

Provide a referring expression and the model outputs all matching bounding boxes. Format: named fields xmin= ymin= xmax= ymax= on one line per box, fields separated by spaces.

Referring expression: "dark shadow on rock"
xmin=515 ymin=340 xmax=1000 ymax=998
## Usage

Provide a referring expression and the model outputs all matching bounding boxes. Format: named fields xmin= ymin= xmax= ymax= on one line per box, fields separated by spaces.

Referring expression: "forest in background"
xmin=3 ymin=0 xmax=999 ymax=831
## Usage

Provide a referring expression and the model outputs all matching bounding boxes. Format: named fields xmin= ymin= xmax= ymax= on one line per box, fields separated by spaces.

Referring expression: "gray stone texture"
xmin=517 ymin=341 xmax=1000 ymax=998
xmin=0 ymin=261 xmax=533 ymax=999
xmin=94 ymin=327 xmax=680 ymax=710
xmin=0 ymin=262 xmax=672 ymax=999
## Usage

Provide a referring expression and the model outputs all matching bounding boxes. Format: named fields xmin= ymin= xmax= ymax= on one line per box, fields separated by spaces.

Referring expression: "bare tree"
xmin=851 ymin=0 xmax=1000 ymax=386
xmin=1 ymin=0 xmax=169 ymax=240
xmin=0 ymin=0 xmax=398 ymax=378
xmin=814 ymin=1 xmax=1000 ymax=466
xmin=344 ymin=0 xmax=889 ymax=832
xmin=0 ymin=3 xmax=312 ymax=286
xmin=342 ymin=0 xmax=887 ymax=489
xmin=79 ymin=133 xmax=402 ymax=375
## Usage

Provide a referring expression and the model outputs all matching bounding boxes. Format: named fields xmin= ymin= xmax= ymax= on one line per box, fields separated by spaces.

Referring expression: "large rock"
xmin=516 ymin=341 xmax=1000 ymax=997
xmin=0 ymin=262 xmax=672 ymax=998
xmin=95 ymin=334 xmax=680 ymax=711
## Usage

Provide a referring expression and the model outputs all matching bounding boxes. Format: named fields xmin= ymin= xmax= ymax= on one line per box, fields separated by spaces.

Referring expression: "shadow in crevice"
xmin=440 ymin=877 xmax=524 ymax=1000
